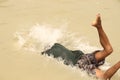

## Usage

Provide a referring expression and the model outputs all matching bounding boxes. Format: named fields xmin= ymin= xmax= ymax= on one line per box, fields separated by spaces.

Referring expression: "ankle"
xmin=96 ymin=25 xmax=102 ymax=29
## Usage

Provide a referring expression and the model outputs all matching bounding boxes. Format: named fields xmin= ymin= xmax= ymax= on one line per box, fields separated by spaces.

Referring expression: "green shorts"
xmin=42 ymin=43 xmax=84 ymax=65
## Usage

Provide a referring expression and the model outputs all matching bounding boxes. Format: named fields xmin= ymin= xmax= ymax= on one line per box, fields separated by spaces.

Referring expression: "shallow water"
xmin=0 ymin=0 xmax=120 ymax=80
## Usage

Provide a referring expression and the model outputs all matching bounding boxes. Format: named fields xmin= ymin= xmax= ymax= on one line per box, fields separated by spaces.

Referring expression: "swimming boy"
xmin=42 ymin=14 xmax=120 ymax=80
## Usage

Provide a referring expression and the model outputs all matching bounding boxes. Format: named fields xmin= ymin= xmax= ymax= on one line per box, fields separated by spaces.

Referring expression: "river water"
xmin=0 ymin=0 xmax=120 ymax=80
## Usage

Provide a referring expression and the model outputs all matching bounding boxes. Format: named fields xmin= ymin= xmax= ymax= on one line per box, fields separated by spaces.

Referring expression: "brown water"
xmin=0 ymin=0 xmax=120 ymax=80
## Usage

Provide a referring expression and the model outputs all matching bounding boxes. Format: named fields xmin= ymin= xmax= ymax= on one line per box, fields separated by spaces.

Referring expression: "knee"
xmin=105 ymin=46 xmax=113 ymax=54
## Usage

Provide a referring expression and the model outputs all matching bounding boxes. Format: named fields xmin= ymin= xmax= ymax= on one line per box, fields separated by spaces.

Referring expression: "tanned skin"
xmin=91 ymin=14 xmax=120 ymax=80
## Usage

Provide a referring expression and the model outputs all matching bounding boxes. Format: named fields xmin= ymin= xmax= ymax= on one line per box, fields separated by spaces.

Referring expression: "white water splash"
xmin=14 ymin=24 xmax=100 ymax=53
xmin=14 ymin=24 xmax=112 ymax=80
xmin=14 ymin=24 xmax=64 ymax=52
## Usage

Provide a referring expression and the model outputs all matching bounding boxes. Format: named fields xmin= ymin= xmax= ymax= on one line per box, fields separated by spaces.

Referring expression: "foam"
xmin=14 ymin=24 xmax=100 ymax=53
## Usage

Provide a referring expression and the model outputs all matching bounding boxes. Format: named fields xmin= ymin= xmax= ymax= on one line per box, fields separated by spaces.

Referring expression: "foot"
xmin=92 ymin=14 xmax=102 ymax=28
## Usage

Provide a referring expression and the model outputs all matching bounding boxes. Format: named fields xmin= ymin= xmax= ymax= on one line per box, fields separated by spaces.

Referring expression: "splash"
xmin=14 ymin=24 xmax=64 ymax=52
xmin=14 ymin=24 xmax=100 ymax=53
xmin=14 ymin=24 xmax=112 ymax=79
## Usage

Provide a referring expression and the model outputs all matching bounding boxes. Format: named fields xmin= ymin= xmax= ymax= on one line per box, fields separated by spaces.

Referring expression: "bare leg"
xmin=92 ymin=14 xmax=113 ymax=61
xmin=95 ymin=61 xmax=120 ymax=80
xmin=92 ymin=14 xmax=119 ymax=79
